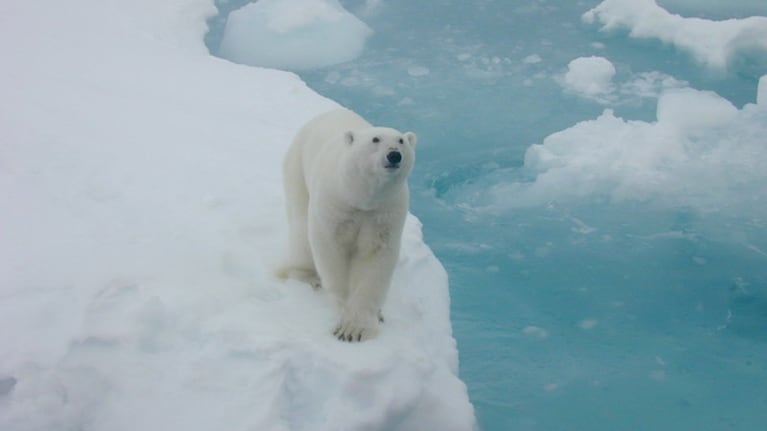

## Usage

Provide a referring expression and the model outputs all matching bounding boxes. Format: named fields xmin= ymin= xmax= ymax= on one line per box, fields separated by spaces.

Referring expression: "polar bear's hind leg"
xmin=276 ymin=142 xmax=320 ymax=289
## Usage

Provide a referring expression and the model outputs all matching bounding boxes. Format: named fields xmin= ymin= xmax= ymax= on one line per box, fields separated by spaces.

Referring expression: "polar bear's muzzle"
xmin=385 ymin=151 xmax=402 ymax=169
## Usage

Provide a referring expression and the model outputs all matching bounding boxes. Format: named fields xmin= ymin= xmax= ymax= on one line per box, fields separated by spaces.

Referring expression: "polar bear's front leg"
xmin=307 ymin=208 xmax=351 ymax=307
xmin=333 ymin=246 xmax=398 ymax=342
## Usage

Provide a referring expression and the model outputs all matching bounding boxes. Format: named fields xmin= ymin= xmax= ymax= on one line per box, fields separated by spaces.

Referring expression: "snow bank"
xmin=488 ymin=85 xmax=767 ymax=212
xmin=583 ymin=0 xmax=767 ymax=70
xmin=0 ymin=1 xmax=475 ymax=430
xmin=563 ymin=56 xmax=616 ymax=97
xmin=219 ymin=0 xmax=373 ymax=71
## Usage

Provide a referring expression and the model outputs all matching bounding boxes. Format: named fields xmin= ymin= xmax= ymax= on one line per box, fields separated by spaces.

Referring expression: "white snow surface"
xmin=0 ymin=1 xmax=475 ymax=430
xmin=219 ymin=0 xmax=373 ymax=71
xmin=583 ymin=0 xmax=767 ymax=70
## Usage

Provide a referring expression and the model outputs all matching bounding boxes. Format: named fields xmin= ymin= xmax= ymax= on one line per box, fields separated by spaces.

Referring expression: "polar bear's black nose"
xmin=386 ymin=151 xmax=402 ymax=165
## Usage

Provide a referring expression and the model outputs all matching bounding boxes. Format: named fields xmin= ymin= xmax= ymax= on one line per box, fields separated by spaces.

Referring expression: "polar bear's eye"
xmin=398 ymin=138 xmax=404 ymax=145
xmin=372 ymin=137 xmax=380 ymax=143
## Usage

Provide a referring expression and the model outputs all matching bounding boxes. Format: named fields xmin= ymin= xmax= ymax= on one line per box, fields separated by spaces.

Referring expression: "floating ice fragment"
xmin=563 ymin=56 xmax=616 ymax=96
xmin=758 ymin=75 xmax=767 ymax=105
xmin=219 ymin=0 xmax=373 ymax=70
xmin=523 ymin=54 xmax=542 ymax=64
xmin=579 ymin=319 xmax=599 ymax=330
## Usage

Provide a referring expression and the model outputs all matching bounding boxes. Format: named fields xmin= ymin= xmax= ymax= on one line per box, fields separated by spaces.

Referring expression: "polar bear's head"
xmin=343 ymin=127 xmax=417 ymax=181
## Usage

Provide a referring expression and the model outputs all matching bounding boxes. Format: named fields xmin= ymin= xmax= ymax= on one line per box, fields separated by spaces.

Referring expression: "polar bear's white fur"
xmin=278 ymin=109 xmax=417 ymax=342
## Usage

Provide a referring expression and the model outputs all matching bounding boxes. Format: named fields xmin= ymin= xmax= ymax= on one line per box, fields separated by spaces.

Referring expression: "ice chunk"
xmin=656 ymin=88 xmax=738 ymax=131
xmin=523 ymin=54 xmax=542 ymax=64
xmin=219 ymin=0 xmax=373 ymax=71
xmin=563 ymin=56 xmax=616 ymax=96
xmin=758 ymin=75 xmax=767 ymax=105
xmin=489 ymin=85 xmax=767 ymax=210
xmin=583 ymin=0 xmax=767 ymax=70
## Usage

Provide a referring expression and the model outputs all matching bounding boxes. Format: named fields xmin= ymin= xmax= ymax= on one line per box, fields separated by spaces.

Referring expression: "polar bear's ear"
xmin=344 ymin=131 xmax=354 ymax=145
xmin=404 ymin=132 xmax=417 ymax=148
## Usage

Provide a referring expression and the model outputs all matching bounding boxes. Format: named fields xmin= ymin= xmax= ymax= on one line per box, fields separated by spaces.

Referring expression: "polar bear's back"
xmin=296 ymin=109 xmax=371 ymax=149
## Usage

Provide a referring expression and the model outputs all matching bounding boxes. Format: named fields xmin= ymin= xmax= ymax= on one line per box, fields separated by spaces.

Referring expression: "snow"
xmin=583 ymin=0 xmax=767 ymax=70
xmin=562 ymin=56 xmax=616 ymax=97
xmin=0 ymin=1 xmax=475 ymax=430
xmin=487 ymin=85 xmax=767 ymax=211
xmin=218 ymin=0 xmax=373 ymax=71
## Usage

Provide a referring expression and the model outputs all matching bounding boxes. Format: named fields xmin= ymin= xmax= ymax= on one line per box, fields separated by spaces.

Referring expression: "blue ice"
xmin=208 ymin=0 xmax=767 ymax=429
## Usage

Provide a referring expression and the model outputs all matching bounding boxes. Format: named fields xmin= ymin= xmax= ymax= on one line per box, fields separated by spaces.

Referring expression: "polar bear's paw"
xmin=333 ymin=312 xmax=380 ymax=342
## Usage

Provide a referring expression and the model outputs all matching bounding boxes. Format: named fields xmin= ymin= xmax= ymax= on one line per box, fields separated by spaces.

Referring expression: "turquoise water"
xmin=207 ymin=1 xmax=767 ymax=429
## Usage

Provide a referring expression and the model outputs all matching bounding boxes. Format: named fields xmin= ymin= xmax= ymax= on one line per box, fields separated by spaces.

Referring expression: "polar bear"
xmin=277 ymin=109 xmax=417 ymax=342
